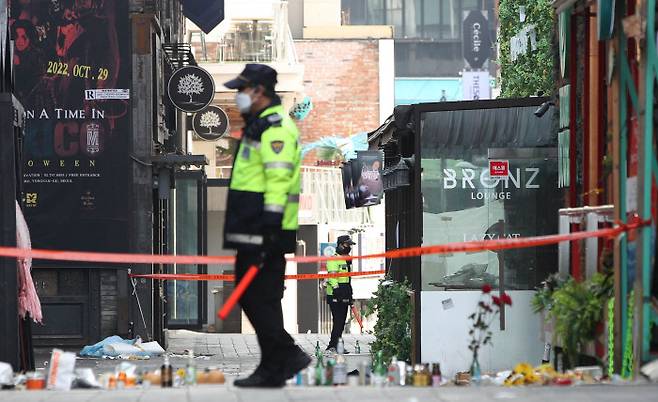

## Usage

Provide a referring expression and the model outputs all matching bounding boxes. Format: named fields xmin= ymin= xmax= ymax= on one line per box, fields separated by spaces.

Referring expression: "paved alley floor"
xmin=14 ymin=331 xmax=657 ymax=401
xmin=3 ymin=383 xmax=658 ymax=401
xmin=35 ymin=331 xmax=376 ymax=378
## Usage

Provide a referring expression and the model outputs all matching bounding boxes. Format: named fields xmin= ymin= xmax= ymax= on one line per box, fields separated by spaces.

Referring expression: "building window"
xmin=418 ymin=108 xmax=560 ymax=291
xmin=341 ymin=0 xmax=490 ymax=40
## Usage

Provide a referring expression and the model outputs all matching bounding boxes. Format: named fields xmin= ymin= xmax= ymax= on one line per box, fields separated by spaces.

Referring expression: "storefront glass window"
xmin=419 ymin=108 xmax=560 ymax=291
xmin=168 ymin=178 xmax=201 ymax=326
xmin=342 ymin=0 xmax=494 ymax=40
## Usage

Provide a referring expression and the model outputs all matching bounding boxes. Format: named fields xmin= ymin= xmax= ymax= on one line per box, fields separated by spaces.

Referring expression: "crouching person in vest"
xmin=325 ymin=235 xmax=356 ymax=353
xmin=223 ymin=64 xmax=311 ymax=387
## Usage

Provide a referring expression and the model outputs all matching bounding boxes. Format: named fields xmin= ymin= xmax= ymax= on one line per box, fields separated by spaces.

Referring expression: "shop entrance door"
xmin=165 ymin=170 xmax=207 ymax=329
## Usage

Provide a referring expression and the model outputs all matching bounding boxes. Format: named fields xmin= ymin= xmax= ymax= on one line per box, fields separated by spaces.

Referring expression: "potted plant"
xmin=533 ymin=271 xmax=613 ymax=369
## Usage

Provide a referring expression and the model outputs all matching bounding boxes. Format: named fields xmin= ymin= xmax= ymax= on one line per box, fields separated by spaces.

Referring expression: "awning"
xmin=181 ymin=0 xmax=225 ymax=34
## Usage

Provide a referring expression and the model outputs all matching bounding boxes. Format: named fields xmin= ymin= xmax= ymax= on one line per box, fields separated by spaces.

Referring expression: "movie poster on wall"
xmin=341 ymin=161 xmax=355 ymax=209
xmin=352 ymin=151 xmax=384 ymax=207
xmin=11 ymin=0 xmax=131 ymax=256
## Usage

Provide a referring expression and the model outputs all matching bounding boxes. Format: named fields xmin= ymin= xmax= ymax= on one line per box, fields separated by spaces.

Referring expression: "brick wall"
xmin=293 ymin=39 xmax=381 ymax=164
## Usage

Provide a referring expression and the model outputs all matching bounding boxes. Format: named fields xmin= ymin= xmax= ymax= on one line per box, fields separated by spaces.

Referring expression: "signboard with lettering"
xmin=462 ymin=71 xmax=491 ymax=100
xmin=13 ymin=0 xmax=131 ymax=255
xmin=462 ymin=10 xmax=492 ymax=69
xmin=489 ymin=160 xmax=509 ymax=177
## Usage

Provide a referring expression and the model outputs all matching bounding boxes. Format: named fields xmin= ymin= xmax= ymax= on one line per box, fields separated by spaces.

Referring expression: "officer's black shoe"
xmin=234 ymin=372 xmax=285 ymax=388
xmin=281 ymin=347 xmax=312 ymax=380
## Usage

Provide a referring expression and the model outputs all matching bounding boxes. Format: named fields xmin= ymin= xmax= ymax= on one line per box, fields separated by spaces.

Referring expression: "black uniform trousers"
xmin=235 ymin=250 xmax=296 ymax=374
xmin=327 ymin=298 xmax=349 ymax=349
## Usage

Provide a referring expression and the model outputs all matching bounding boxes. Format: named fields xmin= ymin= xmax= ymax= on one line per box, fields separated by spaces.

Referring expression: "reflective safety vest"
xmin=223 ymin=102 xmax=301 ymax=252
xmin=326 ymin=254 xmax=351 ymax=296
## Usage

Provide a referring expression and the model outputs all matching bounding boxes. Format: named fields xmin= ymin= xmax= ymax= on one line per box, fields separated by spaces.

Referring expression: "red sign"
xmin=489 ymin=160 xmax=509 ymax=177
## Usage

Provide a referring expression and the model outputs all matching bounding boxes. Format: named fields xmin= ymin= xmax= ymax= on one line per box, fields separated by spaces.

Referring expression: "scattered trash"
xmin=80 ymin=336 xmax=165 ymax=359
xmin=47 ymin=349 xmax=76 ymax=391
xmin=641 ymin=359 xmax=658 ymax=382
xmin=73 ymin=368 xmax=101 ymax=389
xmin=25 ymin=372 xmax=45 ymax=390
xmin=0 ymin=363 xmax=14 ymax=389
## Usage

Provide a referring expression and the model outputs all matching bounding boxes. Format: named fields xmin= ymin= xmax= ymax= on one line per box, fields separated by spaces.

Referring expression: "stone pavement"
xmin=3 ymin=383 xmax=658 ymax=401
xmin=16 ymin=331 xmax=657 ymax=401
xmin=35 ymin=331 xmax=375 ymax=378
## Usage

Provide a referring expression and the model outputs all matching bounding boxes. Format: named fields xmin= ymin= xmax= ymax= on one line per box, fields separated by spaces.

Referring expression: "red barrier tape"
xmin=0 ymin=217 xmax=648 ymax=267
xmin=128 ymin=269 xmax=387 ymax=282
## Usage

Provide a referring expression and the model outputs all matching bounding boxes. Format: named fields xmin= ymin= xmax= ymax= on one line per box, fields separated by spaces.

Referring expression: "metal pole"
xmin=637 ymin=0 xmax=657 ymax=366
xmin=617 ymin=2 xmax=629 ymax=366
xmin=0 ymin=93 xmax=20 ymax=370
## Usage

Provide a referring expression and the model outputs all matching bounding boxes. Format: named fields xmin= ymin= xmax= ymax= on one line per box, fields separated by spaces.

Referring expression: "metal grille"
xmin=162 ymin=43 xmax=197 ymax=68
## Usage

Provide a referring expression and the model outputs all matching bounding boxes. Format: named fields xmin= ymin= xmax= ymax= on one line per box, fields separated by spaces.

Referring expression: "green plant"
xmin=547 ymin=272 xmax=613 ymax=368
xmin=531 ymin=273 xmax=567 ymax=314
xmin=365 ymin=278 xmax=412 ymax=364
xmin=316 ymin=146 xmax=344 ymax=162
xmin=498 ymin=0 xmax=555 ymax=97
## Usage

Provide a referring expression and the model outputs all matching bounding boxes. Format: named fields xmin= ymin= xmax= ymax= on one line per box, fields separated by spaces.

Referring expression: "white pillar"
xmin=378 ymin=39 xmax=395 ymax=124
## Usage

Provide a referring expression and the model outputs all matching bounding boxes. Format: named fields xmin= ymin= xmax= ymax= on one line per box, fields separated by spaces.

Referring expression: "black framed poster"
xmin=12 ymin=0 xmax=131 ymax=256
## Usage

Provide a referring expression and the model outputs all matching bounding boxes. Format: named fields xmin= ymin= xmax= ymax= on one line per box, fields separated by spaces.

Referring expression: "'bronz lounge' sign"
xmin=443 ymin=167 xmax=541 ymax=200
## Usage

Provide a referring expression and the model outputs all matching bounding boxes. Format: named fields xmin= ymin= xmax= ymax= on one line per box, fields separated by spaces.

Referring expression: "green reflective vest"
xmin=326 ymin=254 xmax=351 ymax=296
xmin=223 ymin=103 xmax=301 ymax=252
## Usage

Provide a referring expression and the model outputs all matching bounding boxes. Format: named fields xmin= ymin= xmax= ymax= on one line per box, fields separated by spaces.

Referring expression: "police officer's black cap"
xmin=337 ymin=235 xmax=356 ymax=246
xmin=224 ymin=64 xmax=278 ymax=90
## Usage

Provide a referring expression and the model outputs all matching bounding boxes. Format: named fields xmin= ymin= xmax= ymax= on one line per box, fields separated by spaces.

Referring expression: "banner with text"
xmin=12 ymin=0 xmax=131 ymax=257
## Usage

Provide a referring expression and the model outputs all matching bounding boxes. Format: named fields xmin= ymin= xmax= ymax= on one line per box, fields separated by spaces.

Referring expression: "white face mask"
xmin=235 ymin=92 xmax=252 ymax=113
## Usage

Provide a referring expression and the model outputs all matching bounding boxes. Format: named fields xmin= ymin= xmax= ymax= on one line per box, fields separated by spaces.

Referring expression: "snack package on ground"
xmin=138 ymin=341 xmax=166 ymax=355
xmin=73 ymin=368 xmax=101 ymax=389
xmin=47 ymin=349 xmax=77 ymax=391
xmin=114 ymin=362 xmax=138 ymax=378
xmin=141 ymin=370 xmax=161 ymax=386
xmin=0 ymin=362 xmax=14 ymax=389
xmin=574 ymin=366 xmax=603 ymax=383
xmin=641 ymin=359 xmax=658 ymax=382
xmin=104 ymin=343 xmax=144 ymax=357
xmin=113 ymin=362 xmax=138 ymax=388
xmin=204 ymin=369 xmax=225 ymax=384
xmin=504 ymin=363 xmax=540 ymax=386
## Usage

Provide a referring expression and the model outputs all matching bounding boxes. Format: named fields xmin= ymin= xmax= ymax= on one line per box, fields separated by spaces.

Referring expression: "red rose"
xmin=492 ymin=295 xmax=501 ymax=306
xmin=501 ymin=293 xmax=512 ymax=306
xmin=481 ymin=284 xmax=492 ymax=294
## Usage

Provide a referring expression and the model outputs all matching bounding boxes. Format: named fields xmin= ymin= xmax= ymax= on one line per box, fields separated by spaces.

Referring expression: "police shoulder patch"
xmin=270 ymin=140 xmax=285 ymax=154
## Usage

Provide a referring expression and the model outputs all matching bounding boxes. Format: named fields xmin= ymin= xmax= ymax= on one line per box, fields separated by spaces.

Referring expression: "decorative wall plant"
xmin=498 ymin=0 xmax=556 ymax=98
xmin=365 ymin=278 xmax=412 ymax=364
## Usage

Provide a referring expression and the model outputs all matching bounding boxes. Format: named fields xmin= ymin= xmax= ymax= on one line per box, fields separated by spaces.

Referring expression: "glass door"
xmin=166 ymin=170 xmax=207 ymax=329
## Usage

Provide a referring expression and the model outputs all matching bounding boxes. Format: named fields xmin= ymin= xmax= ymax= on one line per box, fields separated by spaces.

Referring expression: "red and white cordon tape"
xmin=0 ymin=216 xmax=649 ymax=282
xmin=128 ymin=270 xmax=387 ymax=282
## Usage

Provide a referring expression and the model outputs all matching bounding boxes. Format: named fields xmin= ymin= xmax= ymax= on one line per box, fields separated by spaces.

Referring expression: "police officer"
xmin=223 ymin=64 xmax=311 ymax=387
xmin=325 ymin=235 xmax=356 ymax=353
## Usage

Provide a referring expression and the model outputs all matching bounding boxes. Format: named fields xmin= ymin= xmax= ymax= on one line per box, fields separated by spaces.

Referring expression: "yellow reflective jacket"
xmin=326 ymin=254 xmax=351 ymax=296
xmin=223 ymin=102 xmax=301 ymax=252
